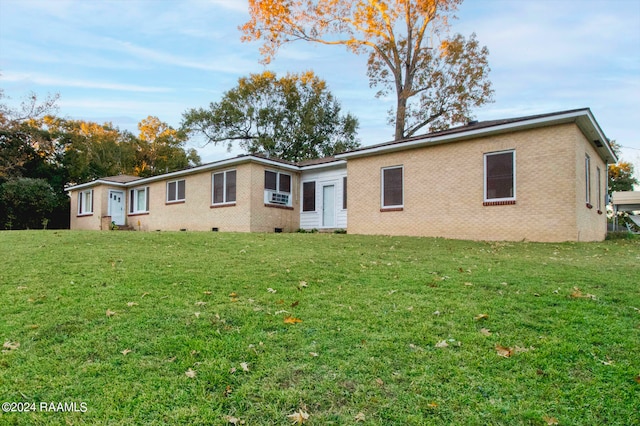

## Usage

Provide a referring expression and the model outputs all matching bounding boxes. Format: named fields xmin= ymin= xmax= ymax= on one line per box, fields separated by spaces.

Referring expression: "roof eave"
xmin=66 ymin=155 xmax=301 ymax=192
xmin=336 ymin=109 xmax=617 ymax=163
xmin=299 ymin=159 xmax=347 ymax=171
xmin=66 ymin=180 xmax=129 ymax=192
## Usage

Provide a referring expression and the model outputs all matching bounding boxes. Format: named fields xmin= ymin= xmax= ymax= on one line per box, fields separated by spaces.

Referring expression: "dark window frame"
xmin=302 ymin=181 xmax=316 ymax=212
xmin=342 ymin=177 xmax=347 ymax=210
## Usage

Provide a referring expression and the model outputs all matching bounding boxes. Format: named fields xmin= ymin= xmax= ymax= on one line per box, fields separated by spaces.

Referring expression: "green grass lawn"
xmin=1 ymin=231 xmax=638 ymax=425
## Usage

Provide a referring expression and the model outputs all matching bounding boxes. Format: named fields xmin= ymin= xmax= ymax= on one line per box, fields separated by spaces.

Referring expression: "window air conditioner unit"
xmin=269 ymin=191 xmax=289 ymax=205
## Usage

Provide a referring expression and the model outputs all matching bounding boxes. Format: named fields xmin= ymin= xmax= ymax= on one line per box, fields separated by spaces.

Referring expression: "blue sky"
xmin=1 ymin=0 xmax=639 ymax=169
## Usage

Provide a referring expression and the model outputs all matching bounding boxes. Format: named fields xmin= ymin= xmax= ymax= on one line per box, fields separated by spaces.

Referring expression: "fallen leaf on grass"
xmin=2 ymin=341 xmax=20 ymax=351
xmin=514 ymin=346 xmax=534 ymax=354
xmin=480 ymin=328 xmax=492 ymax=336
xmin=194 ymin=312 xmax=201 ymax=318
xmin=354 ymin=412 xmax=366 ymax=422
xmin=284 ymin=316 xmax=302 ymax=324
xmin=435 ymin=340 xmax=449 ymax=348
xmin=635 ymin=374 xmax=640 ymax=384
xmin=203 ymin=291 xmax=212 ymax=295
xmin=141 ymin=292 xmax=150 ymax=298
xmin=474 ymin=313 xmax=489 ymax=321
xmin=591 ymin=353 xmax=614 ymax=366
xmin=16 ymin=286 xmax=27 ymax=290
xmin=127 ymin=302 xmax=138 ymax=307
xmin=495 ymin=344 xmax=513 ymax=358
xmin=185 ymin=368 xmax=197 ymax=378
xmin=224 ymin=385 xmax=233 ymax=397
xmin=195 ymin=301 xmax=207 ymax=306
xmin=106 ymin=309 xmax=116 ymax=317
xmin=229 ymin=367 xmax=237 ymax=374
xmin=287 ymin=409 xmax=309 ymax=424
xmin=570 ymin=287 xmax=596 ymax=300
xmin=225 ymin=415 xmax=245 ymax=424
xmin=240 ymin=362 xmax=249 ymax=372
xmin=464 ymin=282 xmax=473 ymax=286
xmin=291 ymin=300 xmax=299 ymax=308
xmin=427 ymin=402 xmax=438 ymax=409
xmin=229 ymin=292 xmax=238 ymax=298
xmin=121 ymin=349 xmax=132 ymax=355
xmin=298 ymin=281 xmax=308 ymax=288
xmin=543 ymin=415 xmax=559 ymax=425
xmin=275 ymin=310 xmax=289 ymax=315
xmin=309 ymin=352 xmax=319 ymax=357
xmin=267 ymin=288 xmax=277 ymax=293
xmin=375 ymin=378 xmax=384 ymax=386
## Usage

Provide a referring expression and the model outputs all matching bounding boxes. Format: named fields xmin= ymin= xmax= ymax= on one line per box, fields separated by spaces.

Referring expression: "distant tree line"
xmin=0 ymin=90 xmax=200 ymax=229
xmin=0 ymin=71 xmax=359 ymax=230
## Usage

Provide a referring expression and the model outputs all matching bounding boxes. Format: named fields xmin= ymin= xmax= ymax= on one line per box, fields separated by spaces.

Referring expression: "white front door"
xmin=109 ymin=190 xmax=125 ymax=226
xmin=322 ymin=185 xmax=336 ymax=227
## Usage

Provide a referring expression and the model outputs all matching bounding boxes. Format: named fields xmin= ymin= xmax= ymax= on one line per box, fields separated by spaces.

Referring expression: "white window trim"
xmin=166 ymin=179 xmax=185 ymax=203
xmin=78 ymin=189 xmax=93 ymax=216
xmin=585 ymin=154 xmax=591 ymax=204
xmin=264 ymin=170 xmax=293 ymax=207
xmin=483 ymin=150 xmax=516 ymax=203
xmin=265 ymin=170 xmax=292 ymax=194
xmin=130 ymin=186 xmax=149 ymax=214
xmin=596 ymin=166 xmax=602 ymax=211
xmin=381 ymin=165 xmax=404 ymax=209
xmin=211 ymin=169 xmax=236 ymax=205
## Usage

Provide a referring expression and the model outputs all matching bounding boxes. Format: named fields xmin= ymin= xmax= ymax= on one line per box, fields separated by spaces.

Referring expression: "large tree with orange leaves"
xmin=242 ymin=0 xmax=493 ymax=140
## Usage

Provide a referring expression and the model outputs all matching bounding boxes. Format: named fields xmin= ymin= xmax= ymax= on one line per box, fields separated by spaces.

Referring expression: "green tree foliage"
xmin=43 ymin=116 xmax=137 ymax=183
xmin=182 ymin=71 xmax=359 ymax=162
xmin=607 ymin=141 xmax=638 ymax=194
xmin=1 ymin=89 xmax=201 ymax=228
xmin=0 ymin=177 xmax=58 ymax=229
xmin=0 ymin=91 xmax=69 ymax=228
xmin=136 ymin=116 xmax=200 ymax=177
xmin=242 ymin=0 xmax=493 ymax=140
xmin=608 ymin=162 xmax=638 ymax=194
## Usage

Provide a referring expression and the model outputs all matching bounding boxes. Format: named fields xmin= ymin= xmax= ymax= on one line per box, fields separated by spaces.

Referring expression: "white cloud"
xmin=2 ymin=71 xmax=171 ymax=93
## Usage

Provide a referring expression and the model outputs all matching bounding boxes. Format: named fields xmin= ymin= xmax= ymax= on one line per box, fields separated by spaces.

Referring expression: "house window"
xmin=167 ymin=179 xmax=186 ymax=203
xmin=78 ymin=189 xmax=93 ymax=215
xmin=484 ymin=150 xmax=515 ymax=202
xmin=212 ymin=170 xmax=236 ymax=204
xmin=596 ymin=167 xmax=602 ymax=211
xmin=303 ymin=181 xmax=316 ymax=212
xmin=343 ymin=177 xmax=347 ymax=209
xmin=382 ymin=166 xmax=403 ymax=208
xmin=129 ymin=187 xmax=149 ymax=214
xmin=585 ymin=155 xmax=591 ymax=205
xmin=264 ymin=170 xmax=292 ymax=206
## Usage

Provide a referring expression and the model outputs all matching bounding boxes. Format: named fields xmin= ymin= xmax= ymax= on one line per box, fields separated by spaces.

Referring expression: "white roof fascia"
xmin=66 ymin=180 xmax=129 ymax=192
xmin=336 ymin=110 xmax=609 ymax=160
xmin=577 ymin=110 xmax=617 ymax=163
xmin=68 ymin=155 xmax=300 ymax=192
xmin=298 ymin=160 xmax=347 ymax=171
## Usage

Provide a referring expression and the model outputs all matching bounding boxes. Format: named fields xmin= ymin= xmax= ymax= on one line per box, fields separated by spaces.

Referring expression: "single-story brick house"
xmin=67 ymin=108 xmax=616 ymax=241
